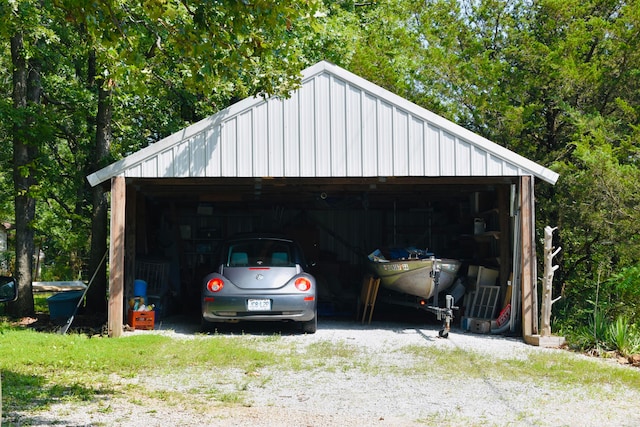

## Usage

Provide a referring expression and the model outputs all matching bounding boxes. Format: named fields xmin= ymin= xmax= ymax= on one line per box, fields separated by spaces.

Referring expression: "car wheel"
xmin=301 ymin=315 xmax=317 ymax=334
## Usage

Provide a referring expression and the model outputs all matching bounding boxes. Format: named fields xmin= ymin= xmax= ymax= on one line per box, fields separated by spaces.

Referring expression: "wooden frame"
xmin=520 ymin=175 xmax=538 ymax=338
xmin=105 ymin=175 xmax=543 ymax=340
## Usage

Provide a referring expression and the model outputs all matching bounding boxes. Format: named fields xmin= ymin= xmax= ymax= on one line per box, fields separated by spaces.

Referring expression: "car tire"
xmin=301 ymin=314 xmax=317 ymax=334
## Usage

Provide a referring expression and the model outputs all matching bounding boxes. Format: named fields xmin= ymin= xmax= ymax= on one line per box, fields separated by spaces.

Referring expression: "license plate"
xmin=247 ymin=299 xmax=271 ymax=311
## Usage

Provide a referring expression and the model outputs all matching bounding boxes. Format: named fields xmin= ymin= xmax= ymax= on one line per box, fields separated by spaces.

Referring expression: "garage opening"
xmin=124 ymin=176 xmax=516 ymax=330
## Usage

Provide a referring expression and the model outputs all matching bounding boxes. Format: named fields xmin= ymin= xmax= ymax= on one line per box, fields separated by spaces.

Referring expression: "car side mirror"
xmin=0 ymin=276 xmax=17 ymax=303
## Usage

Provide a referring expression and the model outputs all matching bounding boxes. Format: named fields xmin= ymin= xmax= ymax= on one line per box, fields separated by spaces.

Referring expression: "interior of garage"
xmin=126 ymin=176 xmax=515 ymax=328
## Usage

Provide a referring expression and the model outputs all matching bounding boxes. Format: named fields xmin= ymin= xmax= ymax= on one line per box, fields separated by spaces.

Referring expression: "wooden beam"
xmin=498 ymin=185 xmax=511 ymax=293
xmin=520 ymin=176 xmax=538 ymax=337
xmin=125 ymin=185 xmax=137 ymax=310
xmin=108 ymin=176 xmax=126 ymax=337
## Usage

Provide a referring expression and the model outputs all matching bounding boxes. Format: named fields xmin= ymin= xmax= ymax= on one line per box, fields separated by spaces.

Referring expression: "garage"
xmin=87 ymin=61 xmax=558 ymax=339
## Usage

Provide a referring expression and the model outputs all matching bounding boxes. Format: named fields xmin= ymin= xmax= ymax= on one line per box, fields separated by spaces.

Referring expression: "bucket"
xmin=47 ymin=291 xmax=83 ymax=320
xmin=133 ymin=279 xmax=147 ymax=298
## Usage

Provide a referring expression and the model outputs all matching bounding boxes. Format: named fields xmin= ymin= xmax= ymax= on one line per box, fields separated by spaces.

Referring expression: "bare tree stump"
xmin=541 ymin=226 xmax=561 ymax=337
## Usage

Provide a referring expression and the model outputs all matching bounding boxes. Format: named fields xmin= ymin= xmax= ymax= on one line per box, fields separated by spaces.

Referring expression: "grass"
xmin=397 ymin=342 xmax=640 ymax=392
xmin=2 ymin=319 xmax=640 ymax=422
xmin=0 ymin=323 xmax=279 ymax=414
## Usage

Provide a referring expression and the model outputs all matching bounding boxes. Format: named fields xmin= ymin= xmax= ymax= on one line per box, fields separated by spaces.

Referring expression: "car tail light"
xmin=206 ymin=278 xmax=224 ymax=292
xmin=295 ymin=277 xmax=311 ymax=292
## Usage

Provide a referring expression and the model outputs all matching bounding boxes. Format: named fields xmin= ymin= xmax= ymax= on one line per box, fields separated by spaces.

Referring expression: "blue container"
xmin=47 ymin=291 xmax=83 ymax=320
xmin=134 ymin=279 xmax=147 ymax=298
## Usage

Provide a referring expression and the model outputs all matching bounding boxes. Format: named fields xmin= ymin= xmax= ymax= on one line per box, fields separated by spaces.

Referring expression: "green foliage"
xmin=608 ymin=316 xmax=640 ymax=357
xmin=1 ymin=0 xmax=640 ymax=329
xmin=331 ymin=0 xmax=640 ymax=332
xmin=0 ymin=0 xmax=324 ymax=283
xmin=570 ymin=308 xmax=610 ymax=351
xmin=570 ymin=312 xmax=640 ymax=357
xmin=602 ymin=265 xmax=640 ymax=323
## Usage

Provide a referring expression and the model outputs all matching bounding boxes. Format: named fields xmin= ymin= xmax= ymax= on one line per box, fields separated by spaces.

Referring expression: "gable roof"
xmin=87 ymin=61 xmax=559 ymax=187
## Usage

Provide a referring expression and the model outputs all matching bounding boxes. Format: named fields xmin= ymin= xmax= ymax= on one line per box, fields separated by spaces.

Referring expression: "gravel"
xmin=8 ymin=316 xmax=640 ymax=427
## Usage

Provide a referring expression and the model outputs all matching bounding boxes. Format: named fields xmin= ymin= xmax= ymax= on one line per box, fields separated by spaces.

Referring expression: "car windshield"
xmin=226 ymin=239 xmax=296 ymax=267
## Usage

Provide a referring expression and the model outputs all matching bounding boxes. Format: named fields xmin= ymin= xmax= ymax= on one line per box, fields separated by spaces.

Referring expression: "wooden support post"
xmin=125 ymin=186 xmax=137 ymax=301
xmin=520 ymin=176 xmax=538 ymax=338
xmin=108 ymin=176 xmax=126 ymax=337
xmin=498 ymin=185 xmax=511 ymax=295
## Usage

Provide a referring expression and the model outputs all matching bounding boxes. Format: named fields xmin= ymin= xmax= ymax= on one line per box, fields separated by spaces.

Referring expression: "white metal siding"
xmin=393 ymin=109 xmax=409 ymax=175
xmin=268 ymin=99 xmax=284 ymax=176
xmin=316 ymin=73 xmax=332 ymax=177
xmin=237 ymin=110 xmax=253 ymax=176
xmin=331 ymin=77 xmax=347 ymax=176
xmin=253 ymin=102 xmax=269 ymax=176
xmin=377 ymin=101 xmax=394 ymax=176
xmin=87 ymin=61 xmax=558 ymax=186
xmin=283 ymin=92 xmax=300 ymax=177
xmin=346 ymin=85 xmax=363 ymax=177
xmin=440 ymin=131 xmax=456 ymax=176
xmin=361 ymin=93 xmax=378 ymax=176
xmin=455 ymin=139 xmax=472 ymax=176
xmin=409 ymin=117 xmax=424 ymax=175
xmin=425 ymin=124 xmax=441 ymax=176
xmin=300 ymin=78 xmax=316 ymax=177
xmin=205 ymin=127 xmax=220 ymax=176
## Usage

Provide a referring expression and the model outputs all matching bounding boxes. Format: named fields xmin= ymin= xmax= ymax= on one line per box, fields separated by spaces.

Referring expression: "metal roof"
xmin=87 ymin=61 xmax=559 ymax=187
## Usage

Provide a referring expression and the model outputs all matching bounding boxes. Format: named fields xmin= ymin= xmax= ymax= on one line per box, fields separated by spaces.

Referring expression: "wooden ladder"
xmin=359 ymin=275 xmax=381 ymax=324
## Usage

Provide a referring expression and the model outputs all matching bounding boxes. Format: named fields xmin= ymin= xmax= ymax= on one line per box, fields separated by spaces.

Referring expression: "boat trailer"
xmin=376 ymin=261 xmax=460 ymax=338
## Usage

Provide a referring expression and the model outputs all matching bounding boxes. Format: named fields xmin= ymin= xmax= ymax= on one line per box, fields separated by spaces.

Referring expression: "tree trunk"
xmin=85 ymin=77 xmax=112 ymax=314
xmin=8 ymin=32 xmax=38 ymax=316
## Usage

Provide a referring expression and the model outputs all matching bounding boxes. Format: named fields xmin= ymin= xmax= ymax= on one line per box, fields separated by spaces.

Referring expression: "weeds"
xmin=569 ymin=312 xmax=640 ymax=357
xmin=609 ymin=316 xmax=640 ymax=357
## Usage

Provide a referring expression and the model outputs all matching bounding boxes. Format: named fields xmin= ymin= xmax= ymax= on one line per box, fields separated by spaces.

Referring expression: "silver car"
xmin=201 ymin=234 xmax=317 ymax=333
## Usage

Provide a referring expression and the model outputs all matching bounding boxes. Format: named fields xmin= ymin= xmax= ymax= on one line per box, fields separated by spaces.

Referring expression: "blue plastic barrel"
xmin=133 ymin=279 xmax=147 ymax=298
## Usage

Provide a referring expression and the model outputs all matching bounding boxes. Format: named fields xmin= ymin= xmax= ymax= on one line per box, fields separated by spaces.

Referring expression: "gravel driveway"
xmin=10 ymin=316 xmax=640 ymax=427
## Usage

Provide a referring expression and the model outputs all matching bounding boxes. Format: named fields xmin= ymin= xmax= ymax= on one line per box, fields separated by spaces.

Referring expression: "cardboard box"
xmin=469 ymin=318 xmax=491 ymax=334
xmin=128 ymin=309 xmax=155 ymax=330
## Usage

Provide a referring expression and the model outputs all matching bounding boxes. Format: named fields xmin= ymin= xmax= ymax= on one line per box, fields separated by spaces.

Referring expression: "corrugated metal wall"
xmin=121 ymin=72 xmax=530 ymax=181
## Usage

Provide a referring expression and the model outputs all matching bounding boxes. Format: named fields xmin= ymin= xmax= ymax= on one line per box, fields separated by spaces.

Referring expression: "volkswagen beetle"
xmin=201 ymin=233 xmax=317 ymax=333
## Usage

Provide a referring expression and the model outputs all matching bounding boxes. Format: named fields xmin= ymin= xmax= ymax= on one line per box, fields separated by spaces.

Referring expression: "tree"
xmin=8 ymin=30 xmax=38 ymax=316
xmin=2 ymin=0 xmax=55 ymax=316
xmin=325 ymin=0 xmax=640 ymax=328
xmin=0 ymin=0 xmax=322 ymax=316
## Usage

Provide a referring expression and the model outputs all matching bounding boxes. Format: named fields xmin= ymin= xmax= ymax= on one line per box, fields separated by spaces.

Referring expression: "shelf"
xmin=475 ymin=231 xmax=501 ymax=240
xmin=460 ymin=231 xmax=501 ymax=241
